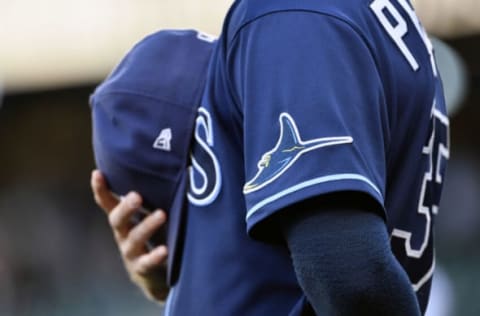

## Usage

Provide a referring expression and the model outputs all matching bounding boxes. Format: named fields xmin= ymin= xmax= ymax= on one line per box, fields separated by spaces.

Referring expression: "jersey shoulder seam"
xmin=227 ymin=9 xmax=383 ymax=80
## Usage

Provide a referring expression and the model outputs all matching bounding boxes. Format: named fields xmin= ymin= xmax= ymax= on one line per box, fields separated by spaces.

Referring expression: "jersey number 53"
xmin=370 ymin=0 xmax=450 ymax=291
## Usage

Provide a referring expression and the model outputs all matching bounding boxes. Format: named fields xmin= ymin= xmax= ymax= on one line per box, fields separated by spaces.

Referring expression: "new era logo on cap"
xmin=153 ymin=128 xmax=173 ymax=151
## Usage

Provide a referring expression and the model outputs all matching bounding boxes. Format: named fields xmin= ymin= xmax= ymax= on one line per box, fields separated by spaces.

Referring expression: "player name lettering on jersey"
xmin=370 ymin=0 xmax=437 ymax=75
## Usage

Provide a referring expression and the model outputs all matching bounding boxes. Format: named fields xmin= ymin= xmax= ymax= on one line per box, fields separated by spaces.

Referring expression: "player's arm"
xmin=278 ymin=192 xmax=421 ymax=316
xmin=90 ymin=169 xmax=169 ymax=302
xmin=232 ymin=9 xmax=422 ymax=315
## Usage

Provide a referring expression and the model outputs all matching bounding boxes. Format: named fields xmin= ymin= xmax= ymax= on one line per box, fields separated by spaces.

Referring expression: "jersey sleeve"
xmin=229 ymin=11 xmax=390 ymax=237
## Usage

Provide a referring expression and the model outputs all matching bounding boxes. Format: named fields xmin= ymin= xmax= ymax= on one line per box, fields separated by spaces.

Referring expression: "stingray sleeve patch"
xmin=243 ymin=113 xmax=353 ymax=194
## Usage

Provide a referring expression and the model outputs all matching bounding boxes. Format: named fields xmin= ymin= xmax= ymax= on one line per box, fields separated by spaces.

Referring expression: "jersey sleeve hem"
xmin=245 ymin=173 xmax=385 ymax=235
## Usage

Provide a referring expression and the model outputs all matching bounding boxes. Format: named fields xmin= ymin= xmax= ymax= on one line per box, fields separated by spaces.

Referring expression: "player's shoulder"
xmin=225 ymin=0 xmax=375 ymax=42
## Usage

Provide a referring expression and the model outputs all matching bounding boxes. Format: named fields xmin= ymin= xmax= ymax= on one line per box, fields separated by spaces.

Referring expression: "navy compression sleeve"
xmin=279 ymin=193 xmax=422 ymax=316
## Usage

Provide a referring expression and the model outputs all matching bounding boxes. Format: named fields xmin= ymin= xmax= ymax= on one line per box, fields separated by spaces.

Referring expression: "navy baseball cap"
xmin=90 ymin=29 xmax=215 ymax=285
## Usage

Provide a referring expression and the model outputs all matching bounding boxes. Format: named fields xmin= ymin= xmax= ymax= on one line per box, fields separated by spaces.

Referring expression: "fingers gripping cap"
xmin=90 ymin=29 xmax=215 ymax=284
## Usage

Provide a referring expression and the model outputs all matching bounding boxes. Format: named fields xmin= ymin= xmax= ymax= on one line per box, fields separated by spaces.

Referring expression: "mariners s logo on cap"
xmin=243 ymin=113 xmax=353 ymax=194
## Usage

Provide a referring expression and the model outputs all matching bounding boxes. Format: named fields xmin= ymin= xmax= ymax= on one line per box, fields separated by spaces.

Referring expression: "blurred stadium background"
xmin=0 ymin=0 xmax=479 ymax=315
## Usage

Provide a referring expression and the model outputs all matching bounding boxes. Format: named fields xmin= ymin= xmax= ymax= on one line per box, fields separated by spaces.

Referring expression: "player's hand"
xmin=90 ymin=169 xmax=169 ymax=302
